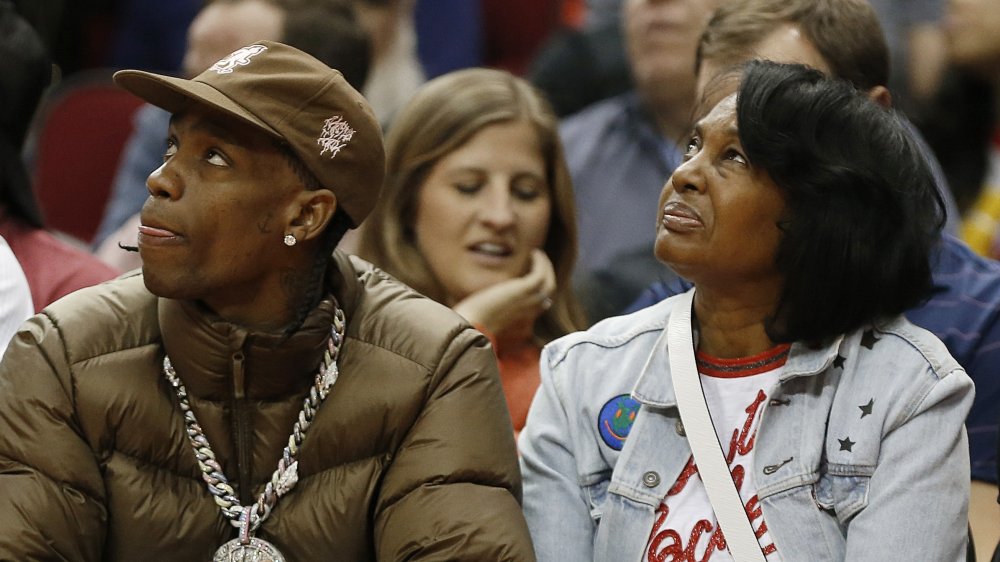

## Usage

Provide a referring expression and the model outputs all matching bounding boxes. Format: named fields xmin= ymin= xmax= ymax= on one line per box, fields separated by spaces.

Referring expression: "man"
xmin=560 ymin=0 xmax=720 ymax=322
xmin=628 ymin=0 xmax=999 ymax=554
xmin=0 ymin=41 xmax=533 ymax=560
xmin=94 ymin=0 xmax=371 ymax=253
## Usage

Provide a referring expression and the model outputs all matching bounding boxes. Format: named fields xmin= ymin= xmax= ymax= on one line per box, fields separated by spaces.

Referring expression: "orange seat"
xmin=29 ymin=70 xmax=145 ymax=244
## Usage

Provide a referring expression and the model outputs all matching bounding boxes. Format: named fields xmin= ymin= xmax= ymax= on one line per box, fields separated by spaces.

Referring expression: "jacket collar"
xmin=159 ymin=250 xmax=356 ymax=401
xmin=780 ymin=334 xmax=845 ymax=380
xmin=631 ymin=324 xmax=678 ymax=408
xmin=630 ymin=294 xmax=845 ymax=408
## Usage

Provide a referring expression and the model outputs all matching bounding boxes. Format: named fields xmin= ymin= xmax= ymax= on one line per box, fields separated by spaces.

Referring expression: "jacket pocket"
xmin=812 ymin=472 xmax=871 ymax=524
xmin=584 ymin=478 xmax=610 ymax=523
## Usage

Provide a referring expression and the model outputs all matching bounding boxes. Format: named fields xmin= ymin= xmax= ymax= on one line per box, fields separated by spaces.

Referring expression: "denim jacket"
xmin=520 ymin=292 xmax=974 ymax=562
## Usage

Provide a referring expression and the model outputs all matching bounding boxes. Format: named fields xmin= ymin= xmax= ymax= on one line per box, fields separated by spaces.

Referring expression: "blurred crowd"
xmin=13 ymin=0 xmax=1000 ymax=309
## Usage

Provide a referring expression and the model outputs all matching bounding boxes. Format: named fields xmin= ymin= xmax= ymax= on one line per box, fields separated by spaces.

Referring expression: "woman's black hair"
xmin=0 ymin=0 xmax=50 ymax=228
xmin=736 ymin=60 xmax=944 ymax=343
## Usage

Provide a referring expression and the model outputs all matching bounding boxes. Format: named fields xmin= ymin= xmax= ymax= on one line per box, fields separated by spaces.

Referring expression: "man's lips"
xmin=138 ymin=225 xmax=178 ymax=237
xmin=137 ymin=222 xmax=184 ymax=246
xmin=662 ymin=201 xmax=703 ymax=232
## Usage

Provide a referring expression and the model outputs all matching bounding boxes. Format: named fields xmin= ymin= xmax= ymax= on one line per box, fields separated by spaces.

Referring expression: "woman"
xmin=358 ymin=67 xmax=586 ymax=437
xmin=520 ymin=60 xmax=974 ymax=561
xmin=0 ymin=1 xmax=119 ymax=310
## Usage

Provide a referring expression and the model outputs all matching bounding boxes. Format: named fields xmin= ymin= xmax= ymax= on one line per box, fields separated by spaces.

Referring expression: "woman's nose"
xmin=479 ymin=188 xmax=516 ymax=229
xmin=669 ymin=157 xmax=705 ymax=194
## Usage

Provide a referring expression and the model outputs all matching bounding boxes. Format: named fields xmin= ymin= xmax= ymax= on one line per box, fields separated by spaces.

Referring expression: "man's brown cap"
xmin=113 ymin=40 xmax=385 ymax=227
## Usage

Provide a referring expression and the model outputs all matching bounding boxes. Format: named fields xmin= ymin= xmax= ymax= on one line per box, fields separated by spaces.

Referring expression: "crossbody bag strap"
xmin=667 ymin=289 xmax=767 ymax=562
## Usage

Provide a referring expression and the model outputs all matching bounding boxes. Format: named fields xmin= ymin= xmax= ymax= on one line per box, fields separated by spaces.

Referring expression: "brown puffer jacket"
xmin=0 ymin=251 xmax=534 ymax=561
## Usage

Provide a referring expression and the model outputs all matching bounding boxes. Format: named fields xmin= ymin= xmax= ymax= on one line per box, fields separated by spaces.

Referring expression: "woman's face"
xmin=947 ymin=0 xmax=1000 ymax=73
xmin=654 ymin=94 xmax=787 ymax=288
xmin=413 ymin=120 xmax=552 ymax=305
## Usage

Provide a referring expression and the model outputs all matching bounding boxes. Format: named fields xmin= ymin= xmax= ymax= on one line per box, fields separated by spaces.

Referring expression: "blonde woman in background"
xmin=359 ymin=68 xmax=586 ymax=439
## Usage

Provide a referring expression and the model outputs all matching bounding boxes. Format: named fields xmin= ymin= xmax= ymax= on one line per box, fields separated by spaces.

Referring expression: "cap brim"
xmin=113 ymin=70 xmax=282 ymax=139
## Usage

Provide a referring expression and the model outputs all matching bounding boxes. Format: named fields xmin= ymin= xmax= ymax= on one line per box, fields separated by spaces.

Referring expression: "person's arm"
xmin=907 ymin=24 xmax=947 ymax=105
xmin=965 ymin=278 xmax=1000 ymax=561
xmin=0 ymin=313 xmax=106 ymax=559
xmin=373 ymin=326 xmax=534 ymax=561
xmin=971 ymin=480 xmax=1000 ymax=562
xmin=0 ymin=238 xmax=32 ymax=355
xmin=519 ymin=346 xmax=596 ymax=562
xmin=843 ymin=366 xmax=974 ymax=561
xmin=900 ymin=0 xmax=947 ymax=107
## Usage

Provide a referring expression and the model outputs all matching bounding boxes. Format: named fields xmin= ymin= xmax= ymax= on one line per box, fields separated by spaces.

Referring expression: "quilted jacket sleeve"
xmin=0 ymin=314 xmax=106 ymax=560
xmin=373 ymin=326 xmax=535 ymax=561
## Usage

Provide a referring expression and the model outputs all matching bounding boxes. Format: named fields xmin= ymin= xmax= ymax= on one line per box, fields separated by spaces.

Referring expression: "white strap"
xmin=668 ymin=290 xmax=767 ymax=562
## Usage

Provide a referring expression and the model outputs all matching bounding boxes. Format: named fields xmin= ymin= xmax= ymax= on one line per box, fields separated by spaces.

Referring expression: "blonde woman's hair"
xmin=358 ymin=67 xmax=586 ymax=342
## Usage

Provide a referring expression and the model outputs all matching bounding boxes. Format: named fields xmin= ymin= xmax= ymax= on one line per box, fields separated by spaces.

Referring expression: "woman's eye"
xmin=512 ymin=182 xmax=544 ymax=201
xmin=683 ymin=136 xmax=700 ymax=160
xmin=454 ymin=182 xmax=481 ymax=194
xmin=206 ymin=150 xmax=228 ymax=167
xmin=725 ymin=149 xmax=747 ymax=165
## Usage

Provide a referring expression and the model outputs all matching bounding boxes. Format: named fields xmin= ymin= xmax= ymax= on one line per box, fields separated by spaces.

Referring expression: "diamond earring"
xmin=283 ymin=234 xmax=297 ymax=247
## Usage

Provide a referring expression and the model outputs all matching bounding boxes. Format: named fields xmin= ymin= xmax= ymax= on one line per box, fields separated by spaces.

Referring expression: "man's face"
xmin=624 ymin=0 xmax=718 ymax=111
xmin=182 ymin=0 xmax=285 ymax=78
xmin=697 ymin=24 xmax=833 ymax=98
xmin=138 ymin=105 xmax=303 ymax=310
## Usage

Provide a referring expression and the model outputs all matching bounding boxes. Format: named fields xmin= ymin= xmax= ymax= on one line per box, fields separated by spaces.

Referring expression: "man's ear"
xmin=287 ymin=188 xmax=338 ymax=242
xmin=867 ymin=85 xmax=893 ymax=109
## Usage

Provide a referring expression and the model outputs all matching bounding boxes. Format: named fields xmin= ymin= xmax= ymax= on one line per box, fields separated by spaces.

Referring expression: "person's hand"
xmin=452 ymin=249 xmax=556 ymax=337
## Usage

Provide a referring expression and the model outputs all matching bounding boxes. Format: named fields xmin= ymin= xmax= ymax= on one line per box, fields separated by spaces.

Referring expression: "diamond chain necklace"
xmin=162 ymin=305 xmax=346 ymax=561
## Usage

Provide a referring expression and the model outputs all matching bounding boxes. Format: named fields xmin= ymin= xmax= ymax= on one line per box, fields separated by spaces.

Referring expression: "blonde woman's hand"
xmin=452 ymin=249 xmax=556 ymax=337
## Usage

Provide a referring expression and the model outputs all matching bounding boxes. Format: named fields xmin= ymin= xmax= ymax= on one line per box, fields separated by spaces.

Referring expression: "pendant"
xmin=213 ymin=537 xmax=286 ymax=562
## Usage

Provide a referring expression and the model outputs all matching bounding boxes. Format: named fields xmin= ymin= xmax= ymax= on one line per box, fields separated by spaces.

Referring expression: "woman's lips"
xmin=467 ymin=241 xmax=515 ymax=268
xmin=469 ymin=241 xmax=513 ymax=257
xmin=662 ymin=201 xmax=703 ymax=233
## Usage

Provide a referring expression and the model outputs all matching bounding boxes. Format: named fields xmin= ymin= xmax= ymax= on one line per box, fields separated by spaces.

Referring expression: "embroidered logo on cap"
xmin=211 ymin=44 xmax=268 ymax=74
xmin=317 ymin=115 xmax=355 ymax=158
xmin=597 ymin=394 xmax=641 ymax=451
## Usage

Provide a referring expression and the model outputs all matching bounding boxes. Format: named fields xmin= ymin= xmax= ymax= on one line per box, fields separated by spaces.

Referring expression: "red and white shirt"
xmin=644 ymin=344 xmax=790 ymax=562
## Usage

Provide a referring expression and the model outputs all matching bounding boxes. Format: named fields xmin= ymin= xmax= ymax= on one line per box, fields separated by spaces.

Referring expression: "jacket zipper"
xmin=231 ymin=350 xmax=253 ymax=505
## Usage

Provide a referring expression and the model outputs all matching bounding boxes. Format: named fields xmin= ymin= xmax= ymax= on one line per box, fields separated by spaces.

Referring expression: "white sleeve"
xmin=0 ymin=236 xmax=33 ymax=358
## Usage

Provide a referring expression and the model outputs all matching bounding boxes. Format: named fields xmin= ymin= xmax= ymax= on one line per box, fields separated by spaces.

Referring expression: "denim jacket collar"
xmin=631 ymin=298 xmax=846 ymax=408
xmin=631 ymin=324 xmax=676 ymax=408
